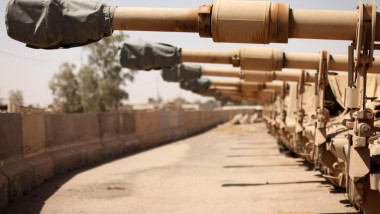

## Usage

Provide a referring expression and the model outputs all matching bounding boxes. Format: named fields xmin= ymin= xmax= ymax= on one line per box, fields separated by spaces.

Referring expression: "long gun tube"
xmin=213 ymin=89 xmax=273 ymax=103
xmin=7 ymin=1 xmax=380 ymax=51
xmin=210 ymin=80 xmax=284 ymax=91
xmin=188 ymin=81 xmax=276 ymax=102
xmin=112 ymin=0 xmax=380 ymax=44
xmin=181 ymin=47 xmax=380 ymax=73
xmin=185 ymin=80 xmax=283 ymax=94
xmin=202 ymin=67 xmax=316 ymax=83
xmin=196 ymin=87 xmax=259 ymax=102
xmin=119 ymin=42 xmax=380 ymax=73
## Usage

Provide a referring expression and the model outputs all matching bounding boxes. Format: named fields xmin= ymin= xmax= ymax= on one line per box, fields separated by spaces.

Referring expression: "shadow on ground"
xmin=224 ymin=164 xmax=304 ymax=168
xmin=221 ymin=180 xmax=330 ymax=187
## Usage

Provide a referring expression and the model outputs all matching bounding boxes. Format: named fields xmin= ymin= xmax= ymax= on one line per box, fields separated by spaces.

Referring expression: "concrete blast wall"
xmin=0 ymin=108 xmax=259 ymax=211
xmin=0 ymin=114 xmax=22 ymax=159
xmin=134 ymin=110 xmax=163 ymax=148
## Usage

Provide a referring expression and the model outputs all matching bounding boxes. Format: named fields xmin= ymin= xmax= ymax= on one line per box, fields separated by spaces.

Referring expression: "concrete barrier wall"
xmin=99 ymin=113 xmax=125 ymax=158
xmin=0 ymin=114 xmax=22 ymax=160
xmin=0 ymin=113 xmax=32 ymax=202
xmin=0 ymin=172 xmax=8 ymax=211
xmin=134 ymin=110 xmax=163 ymax=148
xmin=46 ymin=114 xmax=102 ymax=175
xmin=22 ymin=114 xmax=46 ymax=155
xmin=0 ymin=108 xmax=257 ymax=211
xmin=119 ymin=112 xmax=139 ymax=153
xmin=21 ymin=114 xmax=53 ymax=192
xmin=119 ymin=112 xmax=135 ymax=134
xmin=184 ymin=111 xmax=199 ymax=135
xmin=160 ymin=110 xmax=186 ymax=142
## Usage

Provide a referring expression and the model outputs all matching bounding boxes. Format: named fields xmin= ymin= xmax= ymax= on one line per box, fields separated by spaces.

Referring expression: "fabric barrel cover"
xmin=6 ymin=0 xmax=115 ymax=49
xmin=119 ymin=41 xmax=181 ymax=70
xmin=180 ymin=78 xmax=211 ymax=93
xmin=161 ymin=64 xmax=203 ymax=82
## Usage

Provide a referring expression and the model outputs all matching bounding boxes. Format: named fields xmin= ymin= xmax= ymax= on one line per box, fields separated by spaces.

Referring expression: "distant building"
xmin=6 ymin=102 xmax=47 ymax=113
xmin=132 ymin=104 xmax=158 ymax=110
xmin=182 ymin=103 xmax=215 ymax=111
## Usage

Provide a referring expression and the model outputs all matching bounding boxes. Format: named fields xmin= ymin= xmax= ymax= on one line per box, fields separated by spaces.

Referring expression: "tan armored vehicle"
xmin=119 ymin=42 xmax=380 ymax=211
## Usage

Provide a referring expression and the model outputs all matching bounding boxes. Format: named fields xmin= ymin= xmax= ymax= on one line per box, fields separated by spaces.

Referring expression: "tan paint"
xmin=206 ymin=87 xmax=272 ymax=103
xmin=181 ymin=49 xmax=234 ymax=64
xmin=203 ymin=67 xmax=315 ymax=83
xmin=113 ymin=7 xmax=198 ymax=32
xmin=112 ymin=0 xmax=380 ymax=43
xmin=211 ymin=80 xmax=283 ymax=92
xmin=240 ymin=47 xmax=283 ymax=71
xmin=210 ymin=1 xmax=289 ymax=43
xmin=203 ymin=67 xmax=241 ymax=78
xmin=290 ymin=9 xmax=358 ymax=40
xmin=182 ymin=47 xmax=380 ymax=73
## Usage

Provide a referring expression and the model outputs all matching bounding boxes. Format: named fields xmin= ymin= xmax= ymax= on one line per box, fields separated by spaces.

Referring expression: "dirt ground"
xmin=3 ymin=123 xmax=358 ymax=214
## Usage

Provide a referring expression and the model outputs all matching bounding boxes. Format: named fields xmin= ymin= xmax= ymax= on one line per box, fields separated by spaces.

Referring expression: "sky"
xmin=0 ymin=0 xmax=379 ymax=107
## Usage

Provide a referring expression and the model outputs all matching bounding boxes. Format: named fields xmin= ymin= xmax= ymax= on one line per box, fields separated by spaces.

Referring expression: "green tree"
xmin=49 ymin=32 xmax=135 ymax=113
xmin=49 ymin=63 xmax=82 ymax=113
xmin=99 ymin=80 xmax=128 ymax=111
xmin=147 ymin=96 xmax=163 ymax=104
xmin=8 ymin=90 xmax=24 ymax=106
xmin=84 ymin=32 xmax=135 ymax=111
xmin=78 ymin=66 xmax=101 ymax=112
xmin=148 ymin=97 xmax=155 ymax=104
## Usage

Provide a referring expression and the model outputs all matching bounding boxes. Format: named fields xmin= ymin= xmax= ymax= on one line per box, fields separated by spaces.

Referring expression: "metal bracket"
xmin=295 ymin=70 xmax=306 ymax=133
xmin=278 ymin=87 xmax=286 ymax=127
xmin=232 ymin=49 xmax=240 ymax=67
xmin=346 ymin=1 xmax=376 ymax=110
xmin=198 ymin=4 xmax=212 ymax=38
xmin=315 ymin=50 xmax=330 ymax=128
xmin=238 ymin=69 xmax=245 ymax=80
xmin=281 ymin=81 xmax=287 ymax=99
xmin=299 ymin=69 xmax=306 ymax=96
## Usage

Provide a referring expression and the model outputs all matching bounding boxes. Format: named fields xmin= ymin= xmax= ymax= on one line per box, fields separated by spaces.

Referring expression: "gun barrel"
xmin=7 ymin=0 xmax=380 ymax=48
xmin=203 ymin=67 xmax=241 ymax=78
xmin=203 ymin=67 xmax=315 ymax=83
xmin=217 ymin=90 xmax=272 ymax=103
xmin=208 ymin=86 xmax=266 ymax=102
xmin=113 ymin=8 xmax=199 ymax=32
xmin=112 ymin=0 xmax=380 ymax=43
xmin=211 ymin=80 xmax=242 ymax=88
xmin=243 ymin=82 xmax=283 ymax=91
xmin=211 ymin=80 xmax=284 ymax=91
xmin=290 ymin=9 xmax=358 ymax=41
xmin=209 ymin=86 xmax=240 ymax=95
xmin=181 ymin=49 xmax=234 ymax=64
xmin=283 ymin=52 xmax=349 ymax=71
xmin=182 ymin=47 xmax=380 ymax=73
xmin=271 ymin=70 xmax=315 ymax=83
xmin=264 ymin=82 xmax=284 ymax=91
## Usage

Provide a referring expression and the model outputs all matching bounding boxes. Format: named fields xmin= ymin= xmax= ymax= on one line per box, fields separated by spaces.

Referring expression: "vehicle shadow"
xmin=221 ymin=180 xmax=330 ymax=187
xmin=223 ymin=164 xmax=303 ymax=168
